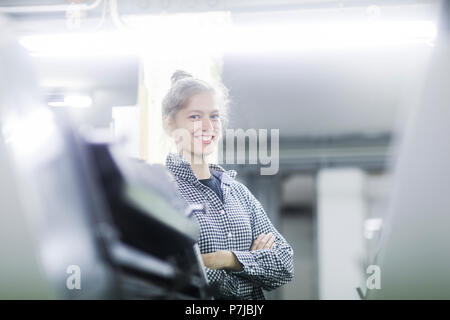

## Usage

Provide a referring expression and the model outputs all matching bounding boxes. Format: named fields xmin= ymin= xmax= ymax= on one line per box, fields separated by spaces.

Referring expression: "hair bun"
xmin=170 ymin=70 xmax=193 ymax=85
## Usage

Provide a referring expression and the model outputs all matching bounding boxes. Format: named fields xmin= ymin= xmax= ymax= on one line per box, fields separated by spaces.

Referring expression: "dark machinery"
xmin=0 ymin=15 xmax=211 ymax=300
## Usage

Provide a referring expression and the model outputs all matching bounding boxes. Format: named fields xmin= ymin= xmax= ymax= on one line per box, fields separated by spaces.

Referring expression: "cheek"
xmin=170 ymin=119 xmax=192 ymax=145
xmin=173 ymin=117 xmax=196 ymax=135
xmin=213 ymin=120 xmax=222 ymax=132
xmin=173 ymin=116 xmax=189 ymax=130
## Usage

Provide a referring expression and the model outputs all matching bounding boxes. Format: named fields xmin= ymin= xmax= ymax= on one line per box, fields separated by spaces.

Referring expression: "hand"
xmin=251 ymin=232 xmax=275 ymax=251
xmin=201 ymin=251 xmax=243 ymax=271
xmin=201 ymin=252 xmax=223 ymax=270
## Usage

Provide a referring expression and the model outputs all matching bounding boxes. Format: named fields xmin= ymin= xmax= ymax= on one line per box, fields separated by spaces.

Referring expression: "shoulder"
xmin=228 ymin=178 xmax=256 ymax=205
xmin=229 ymin=178 xmax=248 ymax=193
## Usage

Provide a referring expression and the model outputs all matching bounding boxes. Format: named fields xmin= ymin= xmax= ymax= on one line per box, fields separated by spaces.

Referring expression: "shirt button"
xmin=228 ymin=232 xmax=232 ymax=238
xmin=220 ymin=209 xmax=225 ymax=214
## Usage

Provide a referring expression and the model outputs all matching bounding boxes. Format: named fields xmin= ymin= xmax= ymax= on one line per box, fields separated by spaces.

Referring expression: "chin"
xmin=191 ymin=145 xmax=216 ymax=158
xmin=204 ymin=142 xmax=219 ymax=154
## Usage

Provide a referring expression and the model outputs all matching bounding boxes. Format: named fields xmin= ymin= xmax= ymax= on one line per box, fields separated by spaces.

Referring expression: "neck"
xmin=181 ymin=150 xmax=211 ymax=180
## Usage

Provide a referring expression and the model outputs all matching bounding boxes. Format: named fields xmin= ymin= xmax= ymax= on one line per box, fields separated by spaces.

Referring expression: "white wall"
xmin=317 ymin=168 xmax=367 ymax=299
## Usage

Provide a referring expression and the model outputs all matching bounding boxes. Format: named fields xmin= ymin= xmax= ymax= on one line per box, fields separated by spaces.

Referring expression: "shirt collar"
xmin=165 ymin=152 xmax=237 ymax=184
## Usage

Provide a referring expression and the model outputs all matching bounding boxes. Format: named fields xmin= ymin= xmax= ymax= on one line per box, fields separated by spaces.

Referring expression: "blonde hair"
xmin=161 ymin=70 xmax=229 ymax=128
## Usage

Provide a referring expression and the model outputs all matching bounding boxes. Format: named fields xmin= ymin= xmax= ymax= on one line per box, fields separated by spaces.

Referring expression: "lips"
xmin=195 ymin=135 xmax=215 ymax=145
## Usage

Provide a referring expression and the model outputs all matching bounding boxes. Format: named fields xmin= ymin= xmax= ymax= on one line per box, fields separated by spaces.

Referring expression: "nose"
xmin=202 ymin=117 xmax=213 ymax=131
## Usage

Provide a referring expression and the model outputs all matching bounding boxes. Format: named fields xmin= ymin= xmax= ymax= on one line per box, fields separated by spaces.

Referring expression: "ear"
xmin=163 ymin=116 xmax=175 ymax=135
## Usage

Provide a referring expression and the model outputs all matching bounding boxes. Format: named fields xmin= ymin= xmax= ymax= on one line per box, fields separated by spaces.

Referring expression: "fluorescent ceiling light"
xmin=18 ymin=19 xmax=437 ymax=58
xmin=224 ymin=20 xmax=438 ymax=52
xmin=48 ymin=95 xmax=92 ymax=108
xmin=2 ymin=108 xmax=58 ymax=158
xmin=19 ymin=32 xmax=138 ymax=57
xmin=64 ymin=95 xmax=92 ymax=108
xmin=47 ymin=101 xmax=67 ymax=107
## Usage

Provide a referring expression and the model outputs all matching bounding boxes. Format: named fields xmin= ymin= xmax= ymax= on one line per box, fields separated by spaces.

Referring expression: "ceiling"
xmin=223 ymin=45 xmax=432 ymax=137
xmin=0 ymin=0 xmax=442 ymax=138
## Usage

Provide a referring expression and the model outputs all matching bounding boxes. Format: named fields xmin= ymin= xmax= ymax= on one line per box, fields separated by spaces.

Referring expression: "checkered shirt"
xmin=165 ymin=152 xmax=294 ymax=300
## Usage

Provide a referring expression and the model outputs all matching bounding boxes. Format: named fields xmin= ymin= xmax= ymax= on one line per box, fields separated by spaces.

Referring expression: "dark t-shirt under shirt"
xmin=199 ymin=170 xmax=224 ymax=203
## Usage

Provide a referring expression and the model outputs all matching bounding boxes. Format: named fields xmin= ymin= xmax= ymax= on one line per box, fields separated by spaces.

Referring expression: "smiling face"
xmin=167 ymin=91 xmax=221 ymax=159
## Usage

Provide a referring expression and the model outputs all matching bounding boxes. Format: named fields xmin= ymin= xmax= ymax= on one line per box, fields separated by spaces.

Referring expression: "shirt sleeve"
xmin=229 ymin=185 xmax=294 ymax=291
xmin=204 ymin=266 xmax=257 ymax=299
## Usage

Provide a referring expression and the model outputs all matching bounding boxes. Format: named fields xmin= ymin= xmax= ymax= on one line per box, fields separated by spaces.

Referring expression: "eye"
xmin=189 ymin=114 xmax=200 ymax=120
xmin=210 ymin=114 xmax=220 ymax=120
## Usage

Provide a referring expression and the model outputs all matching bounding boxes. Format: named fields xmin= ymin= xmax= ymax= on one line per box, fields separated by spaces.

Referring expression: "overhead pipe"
xmin=0 ymin=0 xmax=103 ymax=14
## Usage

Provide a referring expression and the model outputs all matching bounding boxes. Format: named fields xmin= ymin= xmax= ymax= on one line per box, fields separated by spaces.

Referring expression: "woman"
xmin=162 ymin=70 xmax=294 ymax=300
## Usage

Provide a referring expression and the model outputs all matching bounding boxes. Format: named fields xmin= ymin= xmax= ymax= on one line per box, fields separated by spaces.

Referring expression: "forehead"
xmin=183 ymin=92 xmax=217 ymax=112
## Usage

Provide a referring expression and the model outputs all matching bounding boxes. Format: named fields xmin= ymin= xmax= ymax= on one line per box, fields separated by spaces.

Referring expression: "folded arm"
xmin=229 ymin=186 xmax=294 ymax=291
xmin=204 ymin=267 xmax=257 ymax=299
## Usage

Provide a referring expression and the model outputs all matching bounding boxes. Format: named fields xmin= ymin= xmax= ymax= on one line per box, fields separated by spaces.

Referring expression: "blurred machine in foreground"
xmin=368 ymin=0 xmax=450 ymax=299
xmin=0 ymin=16 xmax=210 ymax=299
